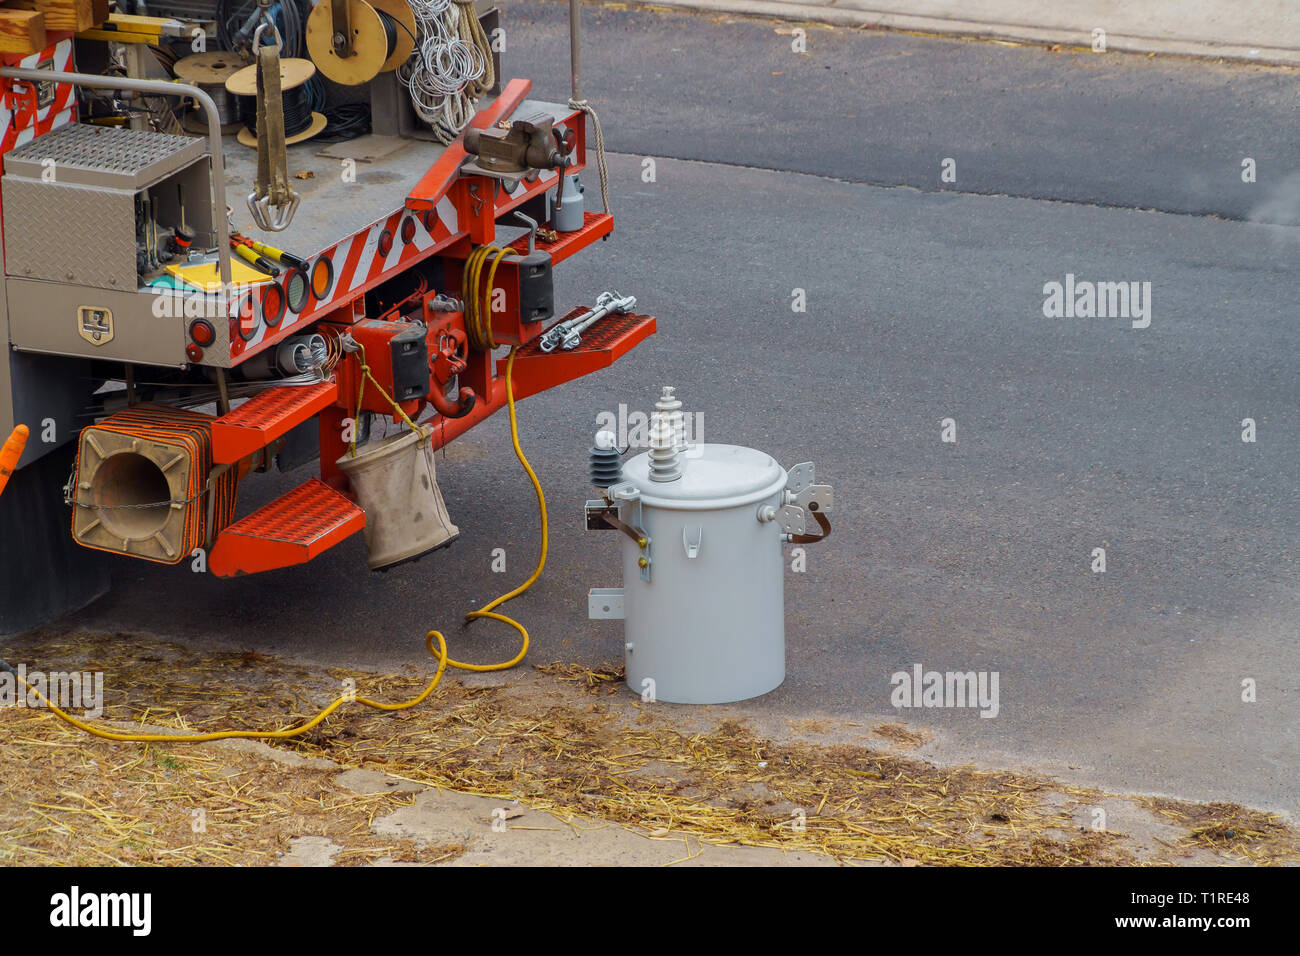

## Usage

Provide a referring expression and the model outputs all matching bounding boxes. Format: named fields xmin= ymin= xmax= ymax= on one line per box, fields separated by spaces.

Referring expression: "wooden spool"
xmin=371 ymin=0 xmax=417 ymax=73
xmin=225 ymin=57 xmax=327 ymax=148
xmin=224 ymin=55 xmax=318 ymax=98
xmin=174 ymin=51 xmax=250 ymax=133
xmin=306 ymin=0 xmax=410 ymax=86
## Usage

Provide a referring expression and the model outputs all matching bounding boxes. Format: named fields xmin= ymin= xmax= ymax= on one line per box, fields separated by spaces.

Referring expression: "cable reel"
xmin=306 ymin=0 xmax=416 ymax=86
xmin=226 ymin=57 xmax=326 ymax=148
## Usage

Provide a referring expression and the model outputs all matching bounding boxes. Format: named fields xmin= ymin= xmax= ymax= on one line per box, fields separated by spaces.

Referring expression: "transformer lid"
xmin=621 ymin=443 xmax=786 ymax=509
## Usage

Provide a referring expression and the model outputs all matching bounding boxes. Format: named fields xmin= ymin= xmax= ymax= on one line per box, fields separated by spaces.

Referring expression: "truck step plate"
xmin=508 ymin=212 xmax=614 ymax=266
xmin=208 ymin=478 xmax=364 ymax=577
xmin=210 ymin=381 xmax=338 ymax=464
xmin=504 ymin=310 xmax=657 ymax=402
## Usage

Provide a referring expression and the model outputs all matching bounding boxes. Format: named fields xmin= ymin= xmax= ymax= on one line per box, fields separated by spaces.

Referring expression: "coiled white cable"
xmin=401 ymin=0 xmax=488 ymax=144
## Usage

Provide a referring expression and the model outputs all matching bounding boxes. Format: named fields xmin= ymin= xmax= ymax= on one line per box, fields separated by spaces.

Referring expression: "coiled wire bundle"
xmin=399 ymin=0 xmax=493 ymax=144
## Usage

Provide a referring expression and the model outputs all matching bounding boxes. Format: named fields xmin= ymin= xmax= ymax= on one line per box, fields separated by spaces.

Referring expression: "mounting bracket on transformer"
xmin=585 ymin=482 xmax=652 ymax=582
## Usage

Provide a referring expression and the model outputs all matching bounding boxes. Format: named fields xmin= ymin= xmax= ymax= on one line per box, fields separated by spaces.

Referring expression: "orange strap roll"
xmin=0 ymin=424 xmax=29 ymax=498
xmin=70 ymin=405 xmax=240 ymax=563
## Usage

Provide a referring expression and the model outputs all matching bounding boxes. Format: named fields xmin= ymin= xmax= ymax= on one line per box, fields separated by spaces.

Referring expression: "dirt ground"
xmin=1 ymin=627 xmax=1295 ymax=866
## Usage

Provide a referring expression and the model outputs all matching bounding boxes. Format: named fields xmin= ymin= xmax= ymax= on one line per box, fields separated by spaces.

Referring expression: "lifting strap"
xmin=247 ymin=32 xmax=299 ymax=231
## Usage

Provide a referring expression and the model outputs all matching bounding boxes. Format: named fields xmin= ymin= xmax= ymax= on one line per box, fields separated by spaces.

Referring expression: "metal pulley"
xmin=305 ymin=0 xmax=416 ymax=86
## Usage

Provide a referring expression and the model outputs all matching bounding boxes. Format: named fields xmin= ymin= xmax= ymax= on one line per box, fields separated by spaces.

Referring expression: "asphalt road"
xmin=61 ymin=2 xmax=1299 ymax=812
xmin=500 ymin=1 xmax=1300 ymax=222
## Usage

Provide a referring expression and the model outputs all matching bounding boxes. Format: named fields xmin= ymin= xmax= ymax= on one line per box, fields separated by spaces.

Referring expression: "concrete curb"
xmin=618 ymin=0 xmax=1300 ymax=67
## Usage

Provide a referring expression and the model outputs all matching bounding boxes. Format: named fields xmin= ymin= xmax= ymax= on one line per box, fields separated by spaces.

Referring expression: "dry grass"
xmin=2 ymin=629 xmax=1297 ymax=867
xmin=0 ymin=726 xmax=464 ymax=866
xmin=1136 ymin=797 xmax=1298 ymax=866
xmin=871 ymin=722 xmax=932 ymax=749
xmin=532 ymin=660 xmax=624 ymax=693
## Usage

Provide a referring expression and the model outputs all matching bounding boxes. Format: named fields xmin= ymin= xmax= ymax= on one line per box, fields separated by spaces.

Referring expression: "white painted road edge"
xmin=607 ymin=0 xmax=1300 ymax=66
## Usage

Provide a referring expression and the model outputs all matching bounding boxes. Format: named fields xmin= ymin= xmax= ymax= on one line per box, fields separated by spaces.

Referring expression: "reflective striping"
xmin=349 ymin=219 xmax=386 ymax=292
xmin=410 ymin=217 xmax=434 ymax=253
xmin=339 ymin=231 xmax=369 ymax=295
xmin=2 ymin=40 xmax=75 ymax=155
xmin=436 ymin=195 xmax=458 ymax=234
xmin=500 ymin=168 xmax=558 ymax=208
xmin=217 ymin=108 xmax=590 ymax=367
xmin=381 ymin=214 xmax=408 ymax=273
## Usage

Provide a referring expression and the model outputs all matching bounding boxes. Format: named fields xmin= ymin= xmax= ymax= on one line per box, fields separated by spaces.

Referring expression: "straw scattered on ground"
xmin=1135 ymin=796 xmax=1298 ymax=866
xmin=0 ymin=728 xmax=464 ymax=866
xmin=2 ymin=628 xmax=1296 ymax=867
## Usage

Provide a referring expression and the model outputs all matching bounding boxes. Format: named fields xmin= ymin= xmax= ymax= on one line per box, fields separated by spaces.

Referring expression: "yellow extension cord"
xmin=9 ymin=333 xmax=547 ymax=743
xmin=463 ymin=245 xmax=516 ymax=351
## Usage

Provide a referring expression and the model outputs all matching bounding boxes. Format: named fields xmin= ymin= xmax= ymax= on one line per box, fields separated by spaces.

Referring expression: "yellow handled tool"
xmin=230 ymin=238 xmax=280 ymax=276
xmin=242 ymin=236 xmax=309 ymax=271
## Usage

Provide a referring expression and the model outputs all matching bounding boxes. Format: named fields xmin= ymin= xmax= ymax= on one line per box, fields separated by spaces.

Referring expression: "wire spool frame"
xmin=175 ymin=51 xmax=252 ymax=133
xmin=225 ymin=57 xmax=328 ymax=148
xmin=306 ymin=0 xmax=413 ymax=86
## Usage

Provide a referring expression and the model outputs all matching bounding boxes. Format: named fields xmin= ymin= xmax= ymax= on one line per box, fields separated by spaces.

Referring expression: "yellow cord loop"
xmin=455 ymin=348 xmax=546 ymax=670
xmin=463 ymin=244 xmax=517 ymax=351
xmin=17 ymin=348 xmax=545 ymax=743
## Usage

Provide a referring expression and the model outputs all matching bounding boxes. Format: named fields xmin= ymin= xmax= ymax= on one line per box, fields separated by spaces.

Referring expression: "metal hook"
xmin=251 ymin=20 xmax=283 ymax=53
xmin=248 ymin=191 xmax=300 ymax=231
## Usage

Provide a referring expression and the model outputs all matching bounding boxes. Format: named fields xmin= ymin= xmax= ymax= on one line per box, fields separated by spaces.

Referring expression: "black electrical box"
xmin=515 ymin=250 xmax=554 ymax=324
xmin=390 ymin=325 xmax=430 ymax=403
